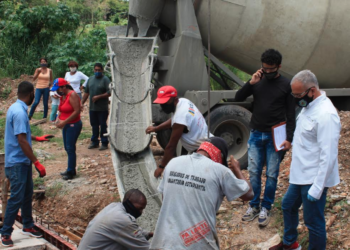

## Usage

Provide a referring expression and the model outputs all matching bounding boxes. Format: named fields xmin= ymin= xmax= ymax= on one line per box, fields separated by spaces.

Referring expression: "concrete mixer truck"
xmin=105 ymin=0 xmax=350 ymax=230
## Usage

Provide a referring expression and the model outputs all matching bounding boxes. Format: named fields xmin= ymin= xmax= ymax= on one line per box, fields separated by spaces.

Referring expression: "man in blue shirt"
xmin=1 ymin=81 xmax=52 ymax=247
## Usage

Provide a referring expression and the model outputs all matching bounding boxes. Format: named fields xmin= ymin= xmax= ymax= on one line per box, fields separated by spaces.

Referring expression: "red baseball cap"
xmin=153 ymin=86 xmax=178 ymax=104
xmin=51 ymin=78 xmax=69 ymax=91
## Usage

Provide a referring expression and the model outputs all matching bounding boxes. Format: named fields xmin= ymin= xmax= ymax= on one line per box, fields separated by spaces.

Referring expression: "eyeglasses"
xmin=261 ymin=65 xmax=278 ymax=72
xmin=291 ymin=87 xmax=313 ymax=98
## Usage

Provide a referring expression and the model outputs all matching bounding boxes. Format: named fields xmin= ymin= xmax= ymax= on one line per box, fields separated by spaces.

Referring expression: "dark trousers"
xmin=0 ymin=164 xmax=34 ymax=236
xmin=89 ymin=110 xmax=109 ymax=146
xmin=282 ymin=184 xmax=328 ymax=250
xmin=62 ymin=120 xmax=82 ymax=174
xmin=29 ymin=87 xmax=50 ymax=118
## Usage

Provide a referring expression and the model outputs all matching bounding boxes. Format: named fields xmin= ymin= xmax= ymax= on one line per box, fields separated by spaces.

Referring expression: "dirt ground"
xmin=1 ymin=76 xmax=350 ymax=249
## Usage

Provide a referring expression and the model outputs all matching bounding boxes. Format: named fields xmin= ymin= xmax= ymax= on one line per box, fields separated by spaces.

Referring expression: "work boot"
xmin=99 ymin=144 xmax=108 ymax=151
xmin=242 ymin=206 xmax=260 ymax=221
xmin=62 ymin=172 xmax=75 ymax=180
xmin=60 ymin=170 xmax=76 ymax=176
xmin=269 ymin=241 xmax=301 ymax=250
xmin=258 ymin=207 xmax=271 ymax=227
xmin=1 ymin=235 xmax=13 ymax=247
xmin=88 ymin=142 xmax=99 ymax=149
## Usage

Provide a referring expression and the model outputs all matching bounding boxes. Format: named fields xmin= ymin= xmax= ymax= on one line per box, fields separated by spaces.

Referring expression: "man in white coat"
xmin=270 ymin=70 xmax=341 ymax=250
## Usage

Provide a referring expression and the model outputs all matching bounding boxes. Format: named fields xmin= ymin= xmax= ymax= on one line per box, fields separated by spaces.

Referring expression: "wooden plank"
xmin=30 ymin=118 xmax=47 ymax=126
xmin=57 ymin=226 xmax=82 ymax=243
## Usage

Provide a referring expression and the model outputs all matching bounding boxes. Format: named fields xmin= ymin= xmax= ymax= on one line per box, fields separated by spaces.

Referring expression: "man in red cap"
xmin=146 ymin=86 xmax=212 ymax=178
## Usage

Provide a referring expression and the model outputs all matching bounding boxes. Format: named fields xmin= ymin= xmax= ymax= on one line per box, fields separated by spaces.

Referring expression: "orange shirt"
xmin=36 ymin=69 xmax=50 ymax=89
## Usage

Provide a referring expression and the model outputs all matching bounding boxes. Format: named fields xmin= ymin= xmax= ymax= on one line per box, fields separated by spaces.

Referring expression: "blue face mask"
xmin=94 ymin=72 xmax=102 ymax=78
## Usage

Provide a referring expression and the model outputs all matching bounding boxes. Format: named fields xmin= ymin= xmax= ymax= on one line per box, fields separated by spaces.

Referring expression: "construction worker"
xmin=146 ymin=85 xmax=211 ymax=178
xmin=78 ymin=189 xmax=153 ymax=250
xmin=2 ymin=81 xmax=54 ymax=247
xmin=235 ymin=49 xmax=296 ymax=227
xmin=150 ymin=137 xmax=253 ymax=250
xmin=270 ymin=70 xmax=341 ymax=250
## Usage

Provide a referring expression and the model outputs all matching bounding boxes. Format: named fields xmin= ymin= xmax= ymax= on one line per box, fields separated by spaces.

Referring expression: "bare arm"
xmin=228 ymin=155 xmax=254 ymax=201
xmin=145 ymin=119 xmax=172 ymax=134
xmin=33 ymin=68 xmax=41 ymax=81
xmin=18 ymin=134 xmax=38 ymax=163
xmin=49 ymin=69 xmax=53 ymax=86
xmin=82 ymin=92 xmax=89 ymax=105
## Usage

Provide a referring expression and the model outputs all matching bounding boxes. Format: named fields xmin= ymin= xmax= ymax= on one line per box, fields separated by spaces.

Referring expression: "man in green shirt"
xmin=82 ymin=63 xmax=111 ymax=150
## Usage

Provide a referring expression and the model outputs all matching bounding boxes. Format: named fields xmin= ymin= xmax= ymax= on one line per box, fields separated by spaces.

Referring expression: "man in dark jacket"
xmin=235 ymin=49 xmax=295 ymax=227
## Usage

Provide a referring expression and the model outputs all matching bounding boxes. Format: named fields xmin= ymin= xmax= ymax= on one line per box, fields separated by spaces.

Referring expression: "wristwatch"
xmin=158 ymin=165 xmax=165 ymax=169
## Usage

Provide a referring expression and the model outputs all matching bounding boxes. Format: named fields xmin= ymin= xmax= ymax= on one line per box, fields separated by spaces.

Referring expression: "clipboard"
xmin=272 ymin=122 xmax=287 ymax=152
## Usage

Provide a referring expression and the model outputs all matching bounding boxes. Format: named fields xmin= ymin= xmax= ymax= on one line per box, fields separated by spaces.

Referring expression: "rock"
xmin=231 ymin=201 xmax=243 ymax=206
xmin=109 ymin=186 xmax=117 ymax=190
xmin=217 ymin=206 xmax=228 ymax=214
xmin=34 ymin=149 xmax=52 ymax=160
xmin=256 ymin=234 xmax=281 ymax=250
xmin=100 ymin=179 xmax=108 ymax=184
xmin=333 ymin=205 xmax=342 ymax=213
xmin=340 ymin=192 xmax=347 ymax=197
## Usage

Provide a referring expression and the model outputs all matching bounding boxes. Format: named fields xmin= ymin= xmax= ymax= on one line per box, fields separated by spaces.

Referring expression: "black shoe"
xmin=62 ymin=174 xmax=74 ymax=180
xmin=99 ymin=144 xmax=108 ymax=151
xmin=22 ymin=227 xmax=42 ymax=238
xmin=1 ymin=235 xmax=13 ymax=247
xmin=60 ymin=170 xmax=76 ymax=176
xmin=88 ymin=143 xmax=99 ymax=149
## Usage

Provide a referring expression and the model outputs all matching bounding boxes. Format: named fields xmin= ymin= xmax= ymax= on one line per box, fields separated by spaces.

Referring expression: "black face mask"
xmin=160 ymin=102 xmax=176 ymax=114
xmin=295 ymin=93 xmax=314 ymax=108
xmin=40 ymin=63 xmax=48 ymax=68
xmin=123 ymin=200 xmax=142 ymax=219
xmin=263 ymin=70 xmax=278 ymax=80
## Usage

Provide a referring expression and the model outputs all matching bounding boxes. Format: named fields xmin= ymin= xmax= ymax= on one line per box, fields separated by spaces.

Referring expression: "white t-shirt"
xmin=172 ymin=98 xmax=212 ymax=152
xmin=150 ymin=153 xmax=249 ymax=250
xmin=64 ymin=71 xmax=89 ymax=94
xmin=50 ymin=91 xmax=60 ymax=105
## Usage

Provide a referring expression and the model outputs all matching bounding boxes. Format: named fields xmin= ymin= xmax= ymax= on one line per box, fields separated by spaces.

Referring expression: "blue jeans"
xmin=29 ymin=88 xmax=50 ymax=118
xmin=282 ymin=184 xmax=328 ymax=250
xmin=1 ymin=164 xmax=34 ymax=236
xmin=89 ymin=110 xmax=109 ymax=146
xmin=50 ymin=104 xmax=58 ymax=121
xmin=248 ymin=130 xmax=283 ymax=210
xmin=62 ymin=120 xmax=82 ymax=174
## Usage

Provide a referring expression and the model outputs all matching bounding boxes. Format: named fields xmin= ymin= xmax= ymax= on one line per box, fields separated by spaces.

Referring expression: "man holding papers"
xmin=235 ymin=49 xmax=295 ymax=227
xmin=270 ymin=70 xmax=341 ymax=250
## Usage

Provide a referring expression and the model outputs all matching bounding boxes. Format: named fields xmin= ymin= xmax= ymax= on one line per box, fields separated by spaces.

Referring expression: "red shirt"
xmin=58 ymin=91 xmax=80 ymax=124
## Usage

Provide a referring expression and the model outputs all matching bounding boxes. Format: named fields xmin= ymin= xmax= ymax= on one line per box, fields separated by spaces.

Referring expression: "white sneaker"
xmin=258 ymin=207 xmax=270 ymax=226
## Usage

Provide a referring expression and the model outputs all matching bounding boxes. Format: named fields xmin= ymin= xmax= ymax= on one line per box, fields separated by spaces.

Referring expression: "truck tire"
xmin=207 ymin=105 xmax=251 ymax=169
xmin=156 ymin=128 xmax=172 ymax=150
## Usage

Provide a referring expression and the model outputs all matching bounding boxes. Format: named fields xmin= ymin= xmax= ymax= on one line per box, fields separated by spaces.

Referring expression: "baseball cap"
xmin=153 ymin=86 xmax=177 ymax=104
xmin=206 ymin=137 xmax=229 ymax=167
xmin=50 ymin=78 xmax=69 ymax=91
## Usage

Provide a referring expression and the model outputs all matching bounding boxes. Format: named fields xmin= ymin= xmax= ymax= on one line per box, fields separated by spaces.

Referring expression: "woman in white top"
xmin=64 ymin=60 xmax=89 ymax=99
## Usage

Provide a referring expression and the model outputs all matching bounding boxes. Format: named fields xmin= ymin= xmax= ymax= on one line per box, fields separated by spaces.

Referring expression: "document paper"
xmin=272 ymin=123 xmax=286 ymax=151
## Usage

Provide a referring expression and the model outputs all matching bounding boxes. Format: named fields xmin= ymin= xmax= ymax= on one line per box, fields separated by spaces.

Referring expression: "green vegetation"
xmin=30 ymin=124 xmax=43 ymax=137
xmin=0 ymin=117 xmax=5 ymax=153
xmin=45 ymin=182 xmax=63 ymax=198
xmin=33 ymin=177 xmax=45 ymax=189
xmin=78 ymin=131 xmax=92 ymax=140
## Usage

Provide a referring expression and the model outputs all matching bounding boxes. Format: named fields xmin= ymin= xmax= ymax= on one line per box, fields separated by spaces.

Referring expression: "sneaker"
xmin=88 ymin=143 xmax=99 ymax=149
xmin=22 ymin=227 xmax=42 ymax=238
xmin=269 ymin=241 xmax=301 ymax=250
xmin=99 ymin=144 xmax=108 ymax=151
xmin=242 ymin=206 xmax=260 ymax=221
xmin=1 ymin=235 xmax=13 ymax=247
xmin=258 ymin=207 xmax=271 ymax=227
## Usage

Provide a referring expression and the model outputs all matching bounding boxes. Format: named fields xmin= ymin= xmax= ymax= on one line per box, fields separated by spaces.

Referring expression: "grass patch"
xmin=0 ymin=85 xmax=11 ymax=99
xmin=32 ymin=112 xmax=44 ymax=120
xmin=46 ymin=182 xmax=63 ymax=198
xmin=49 ymin=137 xmax=64 ymax=147
xmin=78 ymin=131 xmax=91 ymax=140
xmin=33 ymin=177 xmax=45 ymax=189
xmin=30 ymin=124 xmax=43 ymax=137
xmin=0 ymin=117 xmax=6 ymax=153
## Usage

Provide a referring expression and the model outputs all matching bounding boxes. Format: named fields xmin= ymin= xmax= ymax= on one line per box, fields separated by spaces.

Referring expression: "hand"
xmin=307 ymin=193 xmax=319 ymax=202
xmin=145 ymin=126 xmax=156 ymax=134
xmin=228 ymin=155 xmax=240 ymax=172
xmin=149 ymin=232 xmax=154 ymax=238
xmin=37 ymin=68 xmax=42 ymax=73
xmin=35 ymin=135 xmax=55 ymax=142
xmin=92 ymin=96 xmax=99 ymax=103
xmin=34 ymin=160 xmax=46 ymax=177
xmin=249 ymin=69 xmax=263 ymax=85
xmin=56 ymin=120 xmax=65 ymax=129
xmin=154 ymin=167 xmax=164 ymax=178
xmin=280 ymin=140 xmax=291 ymax=151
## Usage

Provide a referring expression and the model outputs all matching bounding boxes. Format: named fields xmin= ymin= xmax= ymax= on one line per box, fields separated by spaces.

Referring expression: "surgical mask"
xmin=70 ymin=67 xmax=77 ymax=73
xmin=160 ymin=102 xmax=176 ymax=114
xmin=263 ymin=70 xmax=278 ymax=80
xmin=295 ymin=94 xmax=314 ymax=108
xmin=94 ymin=72 xmax=102 ymax=78
xmin=40 ymin=64 xmax=48 ymax=68
xmin=122 ymin=200 xmax=141 ymax=219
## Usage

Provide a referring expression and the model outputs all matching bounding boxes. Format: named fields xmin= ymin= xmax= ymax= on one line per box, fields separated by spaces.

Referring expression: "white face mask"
xmin=70 ymin=67 xmax=77 ymax=73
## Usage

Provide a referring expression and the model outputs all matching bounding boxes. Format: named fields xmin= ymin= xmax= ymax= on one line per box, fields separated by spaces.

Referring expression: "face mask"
xmin=94 ymin=72 xmax=102 ymax=78
xmin=70 ymin=67 xmax=77 ymax=73
xmin=123 ymin=200 xmax=142 ymax=219
xmin=295 ymin=93 xmax=314 ymax=108
xmin=40 ymin=64 xmax=48 ymax=68
xmin=263 ymin=70 xmax=278 ymax=80
xmin=160 ymin=102 xmax=176 ymax=114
